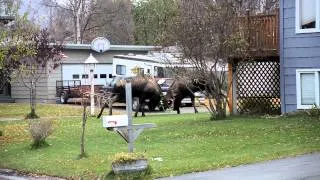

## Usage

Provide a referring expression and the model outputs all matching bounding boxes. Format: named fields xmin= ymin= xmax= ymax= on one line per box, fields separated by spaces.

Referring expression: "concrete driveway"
xmin=110 ymin=105 xmax=209 ymax=115
xmin=158 ymin=153 xmax=320 ymax=180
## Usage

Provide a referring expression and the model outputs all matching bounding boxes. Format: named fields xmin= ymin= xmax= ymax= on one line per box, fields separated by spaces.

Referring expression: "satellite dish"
xmin=91 ymin=37 xmax=110 ymax=53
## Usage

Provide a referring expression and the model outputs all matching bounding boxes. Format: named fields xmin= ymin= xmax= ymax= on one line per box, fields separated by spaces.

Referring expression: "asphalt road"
xmin=158 ymin=153 xmax=320 ymax=180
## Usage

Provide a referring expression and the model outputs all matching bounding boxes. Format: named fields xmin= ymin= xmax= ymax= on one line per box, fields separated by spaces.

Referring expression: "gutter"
xmin=279 ymin=0 xmax=286 ymax=113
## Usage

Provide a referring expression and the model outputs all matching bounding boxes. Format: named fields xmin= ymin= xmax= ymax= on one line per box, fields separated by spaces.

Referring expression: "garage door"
xmin=62 ymin=64 xmax=113 ymax=85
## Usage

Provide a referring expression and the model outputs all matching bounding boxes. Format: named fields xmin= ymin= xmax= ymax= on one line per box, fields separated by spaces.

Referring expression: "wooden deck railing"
xmin=239 ymin=12 xmax=279 ymax=56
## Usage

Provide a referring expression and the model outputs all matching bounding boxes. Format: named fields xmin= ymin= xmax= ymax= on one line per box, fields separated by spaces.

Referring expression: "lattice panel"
xmin=236 ymin=61 xmax=280 ymax=114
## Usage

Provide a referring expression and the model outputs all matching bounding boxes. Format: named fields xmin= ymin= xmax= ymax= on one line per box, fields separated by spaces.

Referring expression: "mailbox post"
xmin=126 ymin=82 xmax=134 ymax=152
xmin=102 ymin=81 xmax=156 ymax=153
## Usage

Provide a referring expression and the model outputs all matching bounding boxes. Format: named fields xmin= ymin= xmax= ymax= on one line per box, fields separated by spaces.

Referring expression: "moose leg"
xmin=108 ymin=95 xmax=119 ymax=116
xmin=97 ymin=103 xmax=106 ymax=118
xmin=173 ymin=98 xmax=181 ymax=114
xmin=191 ymin=96 xmax=198 ymax=113
xmin=140 ymin=98 xmax=146 ymax=117
xmin=97 ymin=96 xmax=116 ymax=118
xmin=134 ymin=97 xmax=140 ymax=117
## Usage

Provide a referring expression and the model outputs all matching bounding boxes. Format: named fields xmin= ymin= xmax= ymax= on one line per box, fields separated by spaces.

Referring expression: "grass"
xmin=0 ymin=105 xmax=319 ymax=179
xmin=0 ymin=103 xmax=83 ymax=118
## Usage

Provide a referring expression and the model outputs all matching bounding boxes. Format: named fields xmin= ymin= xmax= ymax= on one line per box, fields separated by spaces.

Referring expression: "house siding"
xmin=11 ymin=48 xmax=150 ymax=103
xmin=11 ymin=72 xmax=50 ymax=103
xmin=281 ymin=0 xmax=320 ymax=113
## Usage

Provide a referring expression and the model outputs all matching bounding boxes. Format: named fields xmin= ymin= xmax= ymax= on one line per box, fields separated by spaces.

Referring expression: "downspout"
xmin=279 ymin=0 xmax=286 ymax=113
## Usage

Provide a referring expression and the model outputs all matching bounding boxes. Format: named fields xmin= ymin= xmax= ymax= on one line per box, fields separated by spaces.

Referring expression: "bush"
xmin=111 ymin=152 xmax=146 ymax=164
xmin=305 ymin=105 xmax=320 ymax=118
xmin=29 ymin=119 xmax=54 ymax=149
xmin=0 ymin=130 xmax=2 ymax=136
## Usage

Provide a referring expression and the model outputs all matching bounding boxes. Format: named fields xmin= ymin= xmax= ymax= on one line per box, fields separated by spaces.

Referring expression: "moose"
xmin=166 ymin=78 xmax=206 ymax=114
xmin=97 ymin=76 xmax=165 ymax=118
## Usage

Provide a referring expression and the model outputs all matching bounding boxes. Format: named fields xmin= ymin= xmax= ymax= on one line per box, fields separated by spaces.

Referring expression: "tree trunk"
xmin=76 ymin=0 xmax=82 ymax=44
xmin=80 ymin=102 xmax=87 ymax=158
xmin=215 ymin=96 xmax=226 ymax=120
xmin=29 ymin=80 xmax=37 ymax=118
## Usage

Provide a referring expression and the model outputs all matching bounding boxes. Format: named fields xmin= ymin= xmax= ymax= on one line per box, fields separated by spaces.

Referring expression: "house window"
xmin=82 ymin=74 xmax=88 ymax=79
xmin=137 ymin=68 xmax=144 ymax=75
xmin=109 ymin=74 xmax=113 ymax=78
xmin=296 ymin=0 xmax=320 ymax=33
xmin=116 ymin=65 xmax=126 ymax=75
xmin=154 ymin=66 xmax=165 ymax=78
xmin=72 ymin=74 xmax=80 ymax=79
xmin=296 ymin=69 xmax=320 ymax=109
xmin=94 ymin=74 xmax=98 ymax=79
xmin=100 ymin=74 xmax=107 ymax=78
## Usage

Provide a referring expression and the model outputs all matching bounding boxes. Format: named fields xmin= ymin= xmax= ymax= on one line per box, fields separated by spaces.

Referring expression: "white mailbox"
xmin=102 ymin=115 xmax=128 ymax=128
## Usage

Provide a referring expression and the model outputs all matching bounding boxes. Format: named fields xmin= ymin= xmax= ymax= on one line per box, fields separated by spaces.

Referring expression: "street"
xmin=158 ymin=153 xmax=320 ymax=180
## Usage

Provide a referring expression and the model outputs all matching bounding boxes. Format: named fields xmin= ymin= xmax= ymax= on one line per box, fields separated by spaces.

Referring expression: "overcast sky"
xmin=20 ymin=0 xmax=51 ymax=26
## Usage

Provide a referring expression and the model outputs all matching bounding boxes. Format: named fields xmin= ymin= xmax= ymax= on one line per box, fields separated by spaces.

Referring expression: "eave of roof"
xmin=114 ymin=54 xmax=161 ymax=63
xmin=63 ymin=43 xmax=161 ymax=51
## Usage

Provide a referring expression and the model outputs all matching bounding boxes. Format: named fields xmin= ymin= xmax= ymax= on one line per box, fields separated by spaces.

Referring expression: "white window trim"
xmin=295 ymin=0 xmax=320 ymax=34
xmin=296 ymin=69 xmax=320 ymax=109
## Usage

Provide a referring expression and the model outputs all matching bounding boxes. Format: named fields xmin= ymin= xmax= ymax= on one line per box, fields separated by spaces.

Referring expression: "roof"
xmin=63 ymin=44 xmax=161 ymax=52
xmin=114 ymin=54 xmax=162 ymax=63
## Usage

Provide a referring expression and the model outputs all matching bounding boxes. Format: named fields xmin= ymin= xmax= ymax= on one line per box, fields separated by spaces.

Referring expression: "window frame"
xmin=295 ymin=0 xmax=320 ymax=33
xmin=100 ymin=74 xmax=107 ymax=79
xmin=82 ymin=74 xmax=89 ymax=79
xmin=72 ymin=74 xmax=80 ymax=79
xmin=116 ymin=65 xmax=126 ymax=75
xmin=296 ymin=69 xmax=320 ymax=109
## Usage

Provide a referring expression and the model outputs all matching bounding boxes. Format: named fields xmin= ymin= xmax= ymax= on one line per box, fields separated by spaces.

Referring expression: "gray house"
xmin=280 ymin=0 xmax=320 ymax=113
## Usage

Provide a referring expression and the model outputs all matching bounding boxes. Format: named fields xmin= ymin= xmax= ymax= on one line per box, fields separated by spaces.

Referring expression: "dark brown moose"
xmin=97 ymin=76 xmax=163 ymax=118
xmin=166 ymin=79 xmax=205 ymax=114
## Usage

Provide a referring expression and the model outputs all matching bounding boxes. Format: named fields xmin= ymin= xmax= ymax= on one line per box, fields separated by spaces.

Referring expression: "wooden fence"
xmin=239 ymin=12 xmax=279 ymax=55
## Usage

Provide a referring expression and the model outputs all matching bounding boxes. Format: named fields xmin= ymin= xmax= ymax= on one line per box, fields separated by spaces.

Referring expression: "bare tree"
xmin=230 ymin=0 xmax=279 ymax=15
xmin=79 ymin=90 xmax=89 ymax=158
xmin=42 ymin=0 xmax=134 ymax=44
xmin=164 ymin=0 xmax=248 ymax=120
xmin=19 ymin=29 xmax=63 ymax=118
xmin=43 ymin=0 xmax=96 ymax=44
xmin=89 ymin=0 xmax=134 ymax=44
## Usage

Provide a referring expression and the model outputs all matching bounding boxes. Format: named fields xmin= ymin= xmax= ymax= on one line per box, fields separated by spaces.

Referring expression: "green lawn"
xmin=0 ymin=106 xmax=319 ymax=179
xmin=0 ymin=103 xmax=83 ymax=118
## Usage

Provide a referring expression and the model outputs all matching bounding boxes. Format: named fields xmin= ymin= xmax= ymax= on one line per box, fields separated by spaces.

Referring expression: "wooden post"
xmin=232 ymin=67 xmax=238 ymax=115
xmin=90 ymin=69 xmax=95 ymax=116
xmin=228 ymin=63 xmax=233 ymax=114
xmin=125 ymin=82 xmax=133 ymax=153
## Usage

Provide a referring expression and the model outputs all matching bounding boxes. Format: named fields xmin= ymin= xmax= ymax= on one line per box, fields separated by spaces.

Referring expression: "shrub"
xmin=111 ymin=152 xmax=146 ymax=164
xmin=305 ymin=105 xmax=320 ymax=118
xmin=0 ymin=130 xmax=2 ymax=136
xmin=29 ymin=119 xmax=54 ymax=149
